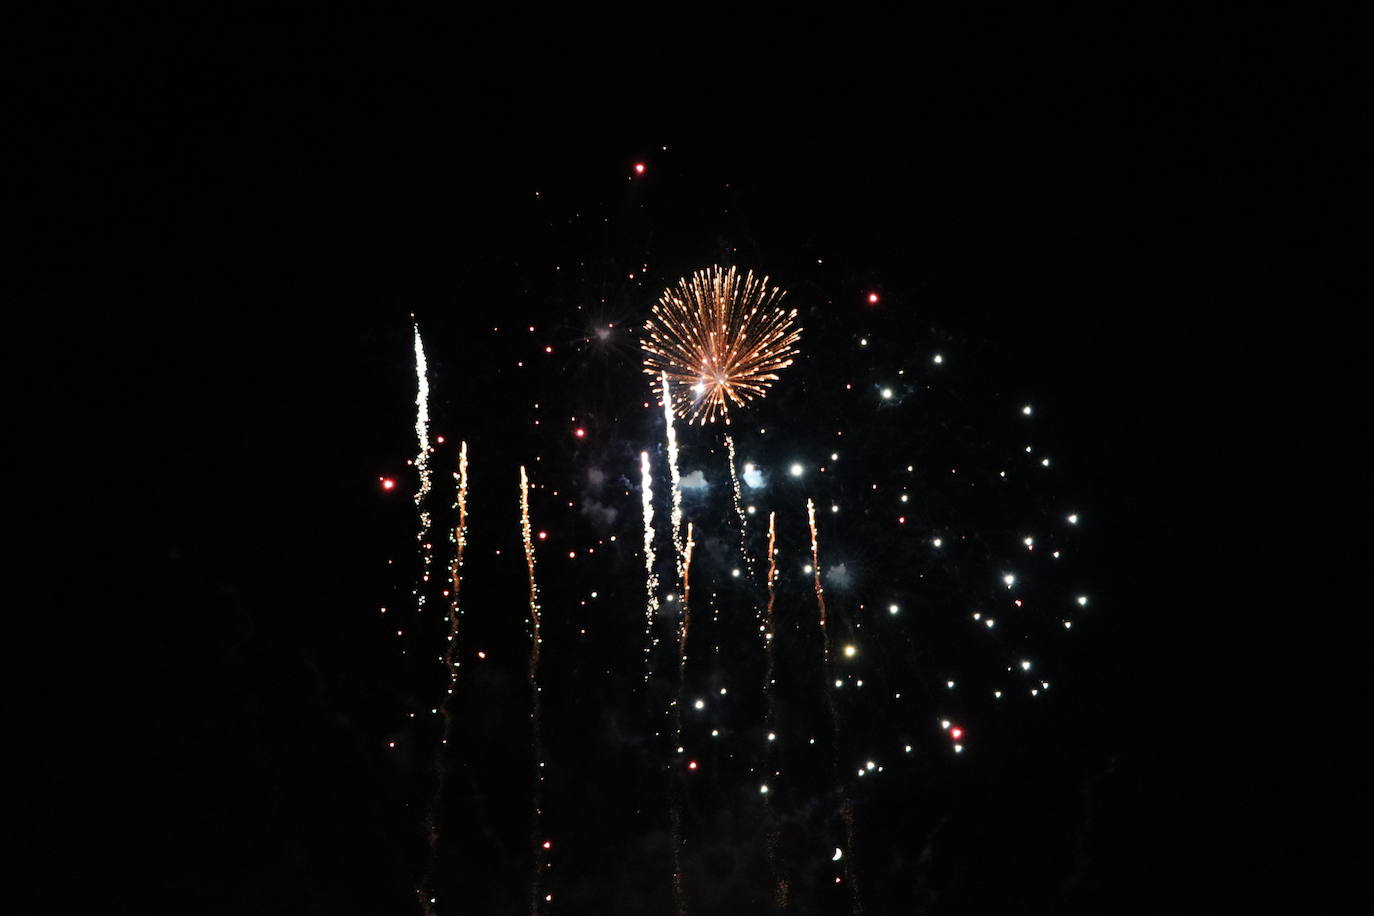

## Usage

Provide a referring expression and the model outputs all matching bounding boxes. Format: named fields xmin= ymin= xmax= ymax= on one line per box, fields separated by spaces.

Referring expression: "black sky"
xmin=21 ymin=10 xmax=1348 ymax=915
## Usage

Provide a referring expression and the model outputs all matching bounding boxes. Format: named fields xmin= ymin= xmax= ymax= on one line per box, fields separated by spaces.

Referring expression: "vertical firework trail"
xmin=674 ymin=524 xmax=695 ymax=745
xmin=418 ymin=442 xmax=469 ymax=916
xmin=661 ymin=370 xmax=686 ymax=578
xmin=808 ymin=499 xmax=863 ymax=914
xmin=762 ymin=511 xmax=786 ymax=909
xmin=640 ymin=452 xmax=660 ymax=684
xmin=413 ymin=321 xmax=434 ymax=615
xmin=519 ymin=468 xmax=546 ymax=916
xmin=724 ymin=432 xmax=755 ymax=578
xmin=668 ymin=523 xmax=694 ymax=916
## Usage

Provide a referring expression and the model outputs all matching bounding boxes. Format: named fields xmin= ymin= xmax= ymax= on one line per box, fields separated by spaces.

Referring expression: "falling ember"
xmin=519 ymin=467 xmax=546 ymax=916
xmin=641 ymin=452 xmax=660 ymax=684
xmin=643 ymin=265 xmax=802 ymax=425
xmin=662 ymin=371 xmax=686 ymax=578
xmin=381 ymin=477 xmax=396 ymax=491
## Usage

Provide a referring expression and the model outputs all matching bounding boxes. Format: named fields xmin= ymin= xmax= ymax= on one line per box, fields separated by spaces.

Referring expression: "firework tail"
xmin=762 ymin=511 xmax=785 ymax=909
xmin=724 ymin=431 xmax=755 ymax=578
xmin=418 ymin=442 xmax=469 ymax=915
xmin=661 ymin=370 xmax=686 ymax=579
xmin=413 ymin=321 xmax=434 ymax=615
xmin=807 ymin=500 xmax=863 ymax=914
xmin=520 ymin=468 xmax=546 ymax=916
xmin=641 ymin=452 xmax=660 ymax=684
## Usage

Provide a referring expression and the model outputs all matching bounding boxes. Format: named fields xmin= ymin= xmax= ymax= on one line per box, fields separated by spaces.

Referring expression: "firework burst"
xmin=643 ymin=266 xmax=801 ymax=425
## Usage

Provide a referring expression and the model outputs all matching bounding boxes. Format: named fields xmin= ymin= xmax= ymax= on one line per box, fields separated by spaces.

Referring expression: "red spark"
xmin=538 ymin=531 xmax=548 ymax=541
xmin=688 ymin=760 xmax=698 ymax=770
xmin=951 ymin=727 xmax=964 ymax=739
xmin=634 ymin=162 xmax=646 ymax=174
xmin=542 ymin=840 xmax=551 ymax=850
xmin=380 ymin=477 xmax=396 ymax=491
xmin=867 ymin=292 xmax=880 ymax=304
xmin=574 ymin=427 xmax=586 ymax=438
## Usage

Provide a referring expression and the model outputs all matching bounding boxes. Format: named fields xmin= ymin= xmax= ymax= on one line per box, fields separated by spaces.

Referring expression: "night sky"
xmin=25 ymin=11 xmax=1342 ymax=916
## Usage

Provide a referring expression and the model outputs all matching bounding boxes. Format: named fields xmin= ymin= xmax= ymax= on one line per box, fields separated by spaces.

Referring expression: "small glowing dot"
xmin=843 ymin=645 xmax=857 ymax=658
xmin=694 ymin=699 xmax=705 ymax=710
xmin=933 ymin=354 xmax=943 ymax=364
xmin=1023 ymin=405 xmax=1033 ymax=415
xmin=711 ymin=729 xmax=719 ymax=736
xmin=950 ymin=727 xmax=963 ymax=739
xmin=946 ymin=680 xmax=955 ymax=689
xmin=954 ymin=744 xmax=963 ymax=753
xmin=380 ymin=477 xmax=396 ymax=491
xmin=1068 ymin=514 xmax=1078 ymax=524
xmin=933 ymin=537 xmax=942 ymax=547
xmin=803 ymin=564 xmax=813 ymax=574
xmin=859 ymin=338 xmax=868 ymax=347
xmin=759 ymin=784 xmax=769 ymax=794
xmin=1064 ymin=620 xmax=1073 ymax=628
xmin=889 ymin=604 xmax=899 ymax=614
xmin=688 ymin=760 xmax=698 ymax=770
xmin=1077 ymin=595 xmax=1088 ymax=606
xmin=867 ymin=292 xmax=879 ymax=304
xmin=881 ymin=388 xmax=893 ymax=399
xmin=574 ymin=427 xmax=585 ymax=438
xmin=1003 ymin=574 xmax=1016 ymax=588
xmin=542 ymin=840 xmax=551 ymax=849
xmin=768 ymin=732 xmax=776 ymax=741
xmin=537 ymin=531 xmax=547 ymax=541
xmin=1021 ymin=660 xmax=1032 ymax=670
xmin=633 ymin=162 xmax=646 ymax=174
xmin=866 ymin=760 xmax=876 ymax=770
xmin=732 ymin=568 xmax=741 ymax=577
xmin=790 ymin=463 xmax=804 ymax=476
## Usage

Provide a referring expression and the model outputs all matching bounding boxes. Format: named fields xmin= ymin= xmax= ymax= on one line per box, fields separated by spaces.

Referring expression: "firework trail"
xmin=674 ymin=524 xmax=695 ymax=745
xmin=724 ymin=431 xmax=755 ymax=578
xmin=519 ymin=467 xmax=547 ymax=916
xmin=413 ymin=321 xmax=434 ymax=615
xmin=660 ymin=370 xmax=686 ymax=579
xmin=807 ymin=499 xmax=863 ymax=914
xmin=418 ymin=441 xmax=469 ymax=916
xmin=641 ymin=451 xmax=661 ymax=684
xmin=667 ymin=523 xmax=694 ymax=916
xmin=762 ymin=511 xmax=785 ymax=909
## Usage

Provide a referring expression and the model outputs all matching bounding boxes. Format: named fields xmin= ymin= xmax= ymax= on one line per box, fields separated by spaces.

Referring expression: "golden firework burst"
xmin=642 ymin=266 xmax=802 ymax=425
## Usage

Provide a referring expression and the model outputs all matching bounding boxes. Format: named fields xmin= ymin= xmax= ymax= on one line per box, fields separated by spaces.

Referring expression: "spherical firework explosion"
xmin=642 ymin=266 xmax=802 ymax=425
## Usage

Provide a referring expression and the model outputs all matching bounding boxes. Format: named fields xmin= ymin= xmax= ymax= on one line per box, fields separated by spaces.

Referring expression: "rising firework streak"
xmin=520 ymin=467 xmax=547 ymax=915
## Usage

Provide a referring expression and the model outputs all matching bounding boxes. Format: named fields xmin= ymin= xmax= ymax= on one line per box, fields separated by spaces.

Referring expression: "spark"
xmin=643 ymin=265 xmax=802 ymax=425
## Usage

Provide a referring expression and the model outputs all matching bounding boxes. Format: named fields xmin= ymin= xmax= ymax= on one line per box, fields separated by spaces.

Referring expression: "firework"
xmin=643 ymin=266 xmax=801 ymax=425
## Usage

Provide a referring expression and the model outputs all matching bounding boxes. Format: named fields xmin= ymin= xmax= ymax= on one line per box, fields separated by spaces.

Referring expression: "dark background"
xmin=22 ymin=9 xmax=1347 ymax=915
